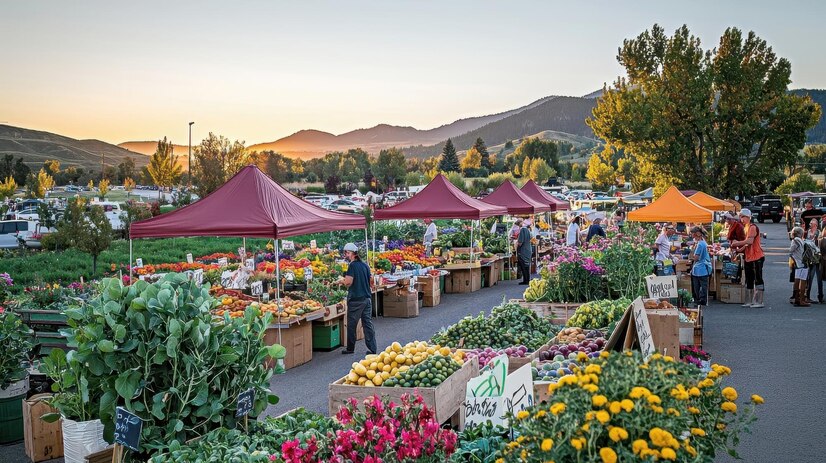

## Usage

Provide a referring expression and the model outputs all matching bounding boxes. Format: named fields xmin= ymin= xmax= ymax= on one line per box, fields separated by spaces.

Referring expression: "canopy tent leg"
xmin=470 ymin=220 xmax=475 ymax=263
xmin=275 ymin=239 xmax=282 ymax=349
xmin=129 ymin=239 xmax=133 ymax=282
xmin=366 ymin=227 xmax=377 ymax=317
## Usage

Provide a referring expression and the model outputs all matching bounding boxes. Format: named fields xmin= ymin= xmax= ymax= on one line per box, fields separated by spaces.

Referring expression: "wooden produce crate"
xmin=383 ymin=288 xmax=420 ymax=318
xmin=417 ymin=275 xmax=441 ymax=307
xmin=24 ymin=394 xmax=63 ymax=463
xmin=329 ymin=357 xmax=480 ymax=428
xmin=264 ymin=321 xmax=313 ymax=370
xmin=422 ymin=293 xmax=441 ymax=307
xmin=341 ymin=316 xmax=364 ymax=346
xmin=508 ymin=339 xmax=556 ymax=373
xmin=534 ymin=381 xmax=553 ymax=404
xmin=481 ymin=263 xmax=498 ymax=288
xmin=510 ymin=300 xmax=580 ymax=324
xmin=321 ymin=301 xmax=347 ymax=322
xmin=444 ymin=267 xmax=482 ymax=294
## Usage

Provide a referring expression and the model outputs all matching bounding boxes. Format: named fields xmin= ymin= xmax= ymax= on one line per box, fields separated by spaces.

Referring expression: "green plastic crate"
xmin=312 ymin=323 xmax=341 ymax=350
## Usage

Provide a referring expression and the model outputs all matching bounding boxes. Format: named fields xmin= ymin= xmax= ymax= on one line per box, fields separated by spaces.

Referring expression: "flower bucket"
xmin=0 ymin=376 xmax=30 ymax=443
xmin=61 ymin=417 xmax=109 ymax=463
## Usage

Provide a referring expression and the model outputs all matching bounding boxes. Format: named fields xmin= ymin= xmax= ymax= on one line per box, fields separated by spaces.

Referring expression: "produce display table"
xmin=480 ymin=261 xmax=498 ymax=288
xmin=328 ymin=357 xmax=480 ymax=428
xmin=443 ymin=264 xmax=483 ymax=294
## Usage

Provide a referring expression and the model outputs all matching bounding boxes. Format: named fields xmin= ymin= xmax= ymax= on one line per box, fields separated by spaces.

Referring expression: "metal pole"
xmin=188 ymin=122 xmax=194 ymax=189
xmin=366 ymin=227 xmax=377 ymax=317
xmin=129 ymin=239 xmax=133 ymax=282
xmin=275 ymin=238 xmax=282 ymax=346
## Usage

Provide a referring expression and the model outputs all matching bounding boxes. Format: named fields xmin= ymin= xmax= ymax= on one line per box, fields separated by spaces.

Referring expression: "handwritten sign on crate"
xmin=186 ymin=253 xmax=193 ymax=264
xmin=236 ymin=388 xmax=255 ymax=417
xmin=218 ymin=257 xmax=229 ymax=268
xmin=464 ymin=355 xmax=534 ymax=428
xmin=114 ymin=407 xmax=143 ymax=452
xmin=250 ymin=281 xmax=264 ymax=297
xmin=631 ymin=298 xmax=656 ymax=360
xmin=645 ymin=274 xmax=678 ymax=299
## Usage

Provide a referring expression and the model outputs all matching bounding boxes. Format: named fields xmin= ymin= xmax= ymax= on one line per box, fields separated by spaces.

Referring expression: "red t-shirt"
xmin=727 ymin=221 xmax=745 ymax=242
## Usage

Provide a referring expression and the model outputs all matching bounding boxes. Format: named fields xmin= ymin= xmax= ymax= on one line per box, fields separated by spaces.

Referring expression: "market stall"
xmin=627 ymin=186 xmax=714 ymax=223
xmin=130 ymin=165 xmax=367 ymax=368
xmin=374 ymin=174 xmax=507 ymax=298
xmin=520 ymin=180 xmax=571 ymax=211
xmin=689 ymin=191 xmax=730 ymax=212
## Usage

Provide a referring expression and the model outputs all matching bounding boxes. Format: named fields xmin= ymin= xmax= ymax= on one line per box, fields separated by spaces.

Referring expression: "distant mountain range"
xmin=0 ymin=124 xmax=148 ymax=171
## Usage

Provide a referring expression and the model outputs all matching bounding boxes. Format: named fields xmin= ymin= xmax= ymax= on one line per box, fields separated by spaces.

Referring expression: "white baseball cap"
xmin=343 ymin=243 xmax=359 ymax=252
xmin=739 ymin=209 xmax=752 ymax=218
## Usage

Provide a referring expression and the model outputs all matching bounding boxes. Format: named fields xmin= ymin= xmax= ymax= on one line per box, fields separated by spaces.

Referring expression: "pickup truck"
xmin=747 ymin=194 xmax=784 ymax=223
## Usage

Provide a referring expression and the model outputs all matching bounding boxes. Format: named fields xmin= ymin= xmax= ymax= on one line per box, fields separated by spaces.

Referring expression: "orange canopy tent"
xmin=627 ymin=186 xmax=714 ymax=223
xmin=688 ymin=191 xmax=730 ymax=212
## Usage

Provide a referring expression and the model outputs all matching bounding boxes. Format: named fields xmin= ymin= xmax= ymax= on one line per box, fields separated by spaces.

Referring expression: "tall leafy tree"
xmin=586 ymin=148 xmax=616 ymax=190
xmin=439 ymin=138 xmax=460 ymax=172
xmin=12 ymin=158 xmax=30 ymax=186
xmin=25 ymin=168 xmax=55 ymax=198
xmin=0 ymin=176 xmax=16 ymax=199
xmin=588 ymin=24 xmax=822 ymax=197
xmin=117 ymin=157 xmax=136 ymax=183
xmin=460 ymin=147 xmax=482 ymax=175
xmin=148 ymin=137 xmax=183 ymax=196
xmin=527 ymin=158 xmax=556 ymax=185
xmin=374 ymin=148 xmax=407 ymax=188
xmin=192 ymin=133 xmax=247 ymax=196
xmin=473 ymin=138 xmax=491 ymax=170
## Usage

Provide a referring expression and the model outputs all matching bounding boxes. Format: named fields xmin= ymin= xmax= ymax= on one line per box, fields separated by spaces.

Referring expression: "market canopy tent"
xmin=481 ymin=180 xmax=552 ymax=215
xmin=373 ymin=174 xmax=507 ymax=220
xmin=627 ymin=186 xmax=714 ymax=223
xmin=130 ymin=165 xmax=366 ymax=239
xmin=624 ymin=187 xmax=654 ymax=201
xmin=688 ymin=191 xmax=730 ymax=212
xmin=520 ymin=180 xmax=570 ymax=211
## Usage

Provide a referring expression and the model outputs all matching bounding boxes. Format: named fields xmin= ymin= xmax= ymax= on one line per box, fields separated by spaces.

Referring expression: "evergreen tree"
xmin=439 ymin=138 xmax=460 ymax=172
xmin=473 ymin=138 xmax=491 ymax=170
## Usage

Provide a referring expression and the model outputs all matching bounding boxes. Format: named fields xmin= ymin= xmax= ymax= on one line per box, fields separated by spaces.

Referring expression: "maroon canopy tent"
xmin=130 ymin=165 xmax=366 ymax=239
xmin=481 ymin=180 xmax=552 ymax=215
xmin=373 ymin=174 xmax=507 ymax=220
xmin=520 ymin=180 xmax=570 ymax=211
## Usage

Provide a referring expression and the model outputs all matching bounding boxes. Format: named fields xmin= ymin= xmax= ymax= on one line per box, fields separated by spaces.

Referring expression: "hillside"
xmin=247 ymin=96 xmax=557 ymax=157
xmin=0 ymin=124 xmax=148 ymax=171
xmin=118 ymin=141 xmax=190 ymax=156
xmin=402 ymin=96 xmax=597 ymax=158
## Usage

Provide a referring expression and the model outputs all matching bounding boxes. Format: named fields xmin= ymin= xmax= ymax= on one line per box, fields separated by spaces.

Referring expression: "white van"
xmin=89 ymin=200 xmax=124 ymax=231
xmin=0 ymin=220 xmax=31 ymax=249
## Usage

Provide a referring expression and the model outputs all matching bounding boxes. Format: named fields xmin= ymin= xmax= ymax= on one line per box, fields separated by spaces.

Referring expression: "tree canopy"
xmin=148 ymin=137 xmax=183 ymax=194
xmin=439 ymin=139 xmax=460 ymax=172
xmin=587 ymin=24 xmax=822 ymax=197
xmin=192 ymin=133 xmax=247 ymax=196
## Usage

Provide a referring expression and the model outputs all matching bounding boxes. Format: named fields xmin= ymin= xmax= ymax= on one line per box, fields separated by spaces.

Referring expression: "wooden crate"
xmin=321 ymin=301 xmax=347 ymax=322
xmin=444 ymin=268 xmax=482 ymax=294
xmin=84 ymin=447 xmax=114 ymax=463
xmin=24 ymin=394 xmax=63 ymax=463
xmin=329 ymin=357 xmax=479 ymax=427
xmin=422 ymin=293 xmax=441 ymax=307
xmin=341 ymin=317 xmax=364 ymax=345
xmin=416 ymin=276 xmax=441 ymax=298
xmin=510 ymin=300 xmax=580 ymax=324
xmin=264 ymin=321 xmax=313 ymax=370
xmin=534 ymin=381 xmax=553 ymax=404
xmin=383 ymin=289 xmax=420 ymax=318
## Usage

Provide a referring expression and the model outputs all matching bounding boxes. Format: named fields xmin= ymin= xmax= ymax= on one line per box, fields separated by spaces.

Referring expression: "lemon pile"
xmin=344 ymin=341 xmax=465 ymax=387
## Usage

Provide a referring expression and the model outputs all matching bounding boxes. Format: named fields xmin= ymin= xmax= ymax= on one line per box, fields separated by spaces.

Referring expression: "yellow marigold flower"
xmin=547 ymin=383 xmax=558 ymax=394
xmin=495 ymin=459 xmax=503 ymax=463
xmin=722 ymin=387 xmax=738 ymax=401
xmin=596 ymin=410 xmax=610 ymax=424
xmin=620 ymin=399 xmax=634 ymax=412
xmin=592 ymin=395 xmax=608 ymax=407
xmin=599 ymin=447 xmax=618 ymax=463
xmin=721 ymin=401 xmax=737 ymax=413
xmin=663 ymin=355 xmax=674 ymax=362
xmin=629 ymin=386 xmax=651 ymax=399
xmin=609 ymin=401 xmax=622 ymax=414
xmin=570 ymin=437 xmax=586 ymax=451
xmin=550 ymin=402 xmax=567 ymax=415
xmin=650 ymin=405 xmax=664 ymax=414
xmin=585 ymin=364 xmax=602 ymax=375
xmin=751 ymin=394 xmax=765 ymax=404
xmin=558 ymin=375 xmax=578 ymax=386
xmin=535 ymin=410 xmax=547 ymax=418
xmin=661 ymin=447 xmax=677 ymax=460
xmin=685 ymin=443 xmax=698 ymax=457
xmin=541 ymin=438 xmax=554 ymax=452
xmin=625 ymin=350 xmax=633 ymax=356
xmin=507 ymin=441 xmax=519 ymax=449
xmin=520 ymin=449 xmax=527 ymax=460
xmin=608 ymin=427 xmax=629 ymax=442
xmin=691 ymin=428 xmax=706 ymax=437
xmin=578 ymin=375 xmax=592 ymax=385
xmin=670 ymin=385 xmax=689 ymax=400
xmin=651 ymin=353 xmax=663 ymax=360
xmin=717 ymin=423 xmax=727 ymax=431
xmin=600 ymin=351 xmax=610 ymax=358
xmin=517 ymin=410 xmax=530 ymax=420
xmin=707 ymin=370 xmax=719 ymax=379
xmin=589 ymin=374 xmax=600 ymax=384
xmin=638 ymin=364 xmax=649 ymax=370
xmin=577 ymin=352 xmax=588 ymax=362
xmin=581 ymin=422 xmax=591 ymax=432
xmin=687 ymin=406 xmax=700 ymax=414
xmin=583 ymin=384 xmax=599 ymax=393
xmin=689 ymin=387 xmax=701 ymax=397
xmin=666 ymin=408 xmax=680 ymax=416
xmin=585 ymin=411 xmax=597 ymax=421
xmin=640 ymin=448 xmax=659 ymax=459
xmin=698 ymin=379 xmax=714 ymax=388
xmin=516 ymin=435 xmax=526 ymax=443
xmin=647 ymin=395 xmax=662 ymax=405
xmin=632 ymin=439 xmax=648 ymax=454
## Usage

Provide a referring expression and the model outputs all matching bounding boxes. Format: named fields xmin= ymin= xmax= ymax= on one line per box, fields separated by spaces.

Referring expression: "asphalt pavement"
xmin=3 ymin=224 xmax=824 ymax=462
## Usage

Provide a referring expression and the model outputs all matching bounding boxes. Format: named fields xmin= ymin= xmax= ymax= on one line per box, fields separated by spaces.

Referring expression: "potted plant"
xmin=0 ymin=308 xmax=34 ymax=443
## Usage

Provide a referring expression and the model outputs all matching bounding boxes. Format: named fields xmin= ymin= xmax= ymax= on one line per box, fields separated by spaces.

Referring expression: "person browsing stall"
xmin=423 ymin=218 xmax=438 ymax=255
xmin=336 ymin=243 xmax=377 ymax=355
xmin=517 ymin=220 xmax=533 ymax=285
xmin=689 ymin=226 xmax=712 ymax=307
xmin=566 ymin=216 xmax=582 ymax=247
xmin=585 ymin=217 xmax=606 ymax=242
xmin=730 ymin=209 xmax=765 ymax=308
xmin=724 ymin=212 xmax=745 ymax=243
xmin=653 ymin=225 xmax=676 ymax=262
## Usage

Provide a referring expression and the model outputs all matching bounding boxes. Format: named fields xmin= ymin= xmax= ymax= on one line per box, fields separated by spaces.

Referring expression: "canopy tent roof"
xmin=623 ymin=187 xmax=654 ymax=201
xmin=627 ymin=186 xmax=714 ymax=223
xmin=688 ymin=191 xmax=730 ymax=211
xmin=481 ymin=180 xmax=552 ymax=215
xmin=680 ymin=189 xmax=699 ymax=197
xmin=724 ymin=199 xmax=742 ymax=212
xmin=130 ymin=165 xmax=366 ymax=239
xmin=790 ymin=191 xmax=816 ymax=198
xmin=373 ymin=174 xmax=507 ymax=220
xmin=520 ymin=180 xmax=571 ymax=211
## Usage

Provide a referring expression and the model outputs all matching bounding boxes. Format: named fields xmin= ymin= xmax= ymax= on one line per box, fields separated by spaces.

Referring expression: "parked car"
xmin=304 ymin=194 xmax=337 ymax=208
xmin=383 ymin=191 xmax=412 ymax=203
xmin=14 ymin=207 xmax=40 ymax=221
xmin=88 ymin=201 xmax=125 ymax=231
xmin=327 ymin=199 xmax=362 ymax=213
xmin=747 ymin=194 xmax=784 ymax=223
xmin=0 ymin=220 xmax=32 ymax=249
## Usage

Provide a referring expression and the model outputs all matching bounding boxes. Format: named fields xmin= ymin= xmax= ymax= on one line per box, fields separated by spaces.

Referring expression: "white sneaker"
xmin=751 ymin=303 xmax=765 ymax=308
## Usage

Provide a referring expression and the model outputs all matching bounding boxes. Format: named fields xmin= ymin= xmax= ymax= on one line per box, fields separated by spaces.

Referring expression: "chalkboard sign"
xmin=236 ymin=388 xmax=255 ymax=417
xmin=114 ymin=407 xmax=142 ymax=452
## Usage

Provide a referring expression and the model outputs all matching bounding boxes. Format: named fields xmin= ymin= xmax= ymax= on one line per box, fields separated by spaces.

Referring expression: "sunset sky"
xmin=2 ymin=0 xmax=824 ymax=146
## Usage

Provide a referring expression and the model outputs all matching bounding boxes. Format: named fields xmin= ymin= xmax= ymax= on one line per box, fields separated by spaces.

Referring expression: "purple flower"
xmin=0 ymin=273 xmax=12 ymax=286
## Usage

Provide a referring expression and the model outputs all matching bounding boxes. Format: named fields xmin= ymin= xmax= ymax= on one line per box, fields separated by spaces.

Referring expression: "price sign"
xmin=379 ymin=244 xmax=386 ymax=252
xmin=192 ymin=269 xmax=204 ymax=285
xmin=135 ymin=258 xmax=143 ymax=268
xmin=645 ymin=275 xmax=678 ymax=299
xmin=218 ymin=257 xmax=228 ymax=268
xmin=114 ymin=407 xmax=143 ymax=452
xmin=262 ymin=292 xmax=270 ymax=302
xmin=631 ymin=298 xmax=656 ymax=360
xmin=283 ymin=240 xmax=295 ymax=251
xmin=383 ymin=236 xmax=388 ymax=243
xmin=304 ymin=267 xmax=313 ymax=281
xmin=238 ymin=247 xmax=246 ymax=260
xmin=186 ymin=253 xmax=193 ymax=264
xmin=246 ymin=258 xmax=255 ymax=270
xmin=310 ymin=240 xmax=317 ymax=249
xmin=236 ymin=388 xmax=255 ymax=417
xmin=221 ymin=270 xmax=234 ymax=287
xmin=250 ymin=281 xmax=263 ymax=296
xmin=285 ymin=271 xmax=295 ymax=282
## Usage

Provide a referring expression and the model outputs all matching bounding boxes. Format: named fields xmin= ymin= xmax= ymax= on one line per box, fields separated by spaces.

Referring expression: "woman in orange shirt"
xmin=731 ymin=209 xmax=765 ymax=308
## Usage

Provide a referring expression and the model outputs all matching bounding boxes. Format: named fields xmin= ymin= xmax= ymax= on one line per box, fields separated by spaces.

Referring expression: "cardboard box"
xmin=417 ymin=276 xmax=440 ymax=298
xmin=23 ymin=394 xmax=64 ymax=463
xmin=444 ymin=268 xmax=482 ymax=294
xmin=383 ymin=289 xmax=420 ymax=318
xmin=677 ymin=274 xmax=692 ymax=292
xmin=264 ymin=321 xmax=313 ymax=370
xmin=645 ymin=308 xmax=681 ymax=359
xmin=719 ymin=283 xmax=746 ymax=304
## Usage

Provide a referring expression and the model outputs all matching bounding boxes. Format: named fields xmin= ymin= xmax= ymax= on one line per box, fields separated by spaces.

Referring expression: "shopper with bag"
xmin=689 ymin=226 xmax=712 ymax=307
xmin=730 ymin=209 xmax=766 ymax=308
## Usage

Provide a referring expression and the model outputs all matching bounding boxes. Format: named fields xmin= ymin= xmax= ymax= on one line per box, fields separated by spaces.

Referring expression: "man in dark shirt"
xmin=337 ymin=243 xmax=377 ymax=355
xmin=517 ymin=222 xmax=533 ymax=285
xmin=724 ymin=213 xmax=746 ymax=243
xmin=800 ymin=200 xmax=823 ymax=231
xmin=585 ymin=218 xmax=607 ymax=242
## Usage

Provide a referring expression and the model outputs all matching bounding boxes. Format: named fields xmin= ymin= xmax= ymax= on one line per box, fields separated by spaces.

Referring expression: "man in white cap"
xmin=336 ymin=243 xmax=377 ymax=354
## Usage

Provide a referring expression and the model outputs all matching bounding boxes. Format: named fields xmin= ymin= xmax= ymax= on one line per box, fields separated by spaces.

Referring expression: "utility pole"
xmin=188 ymin=121 xmax=195 ymax=189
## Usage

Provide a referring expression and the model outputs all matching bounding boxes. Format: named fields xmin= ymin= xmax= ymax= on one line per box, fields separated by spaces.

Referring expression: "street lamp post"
xmin=188 ymin=121 xmax=194 ymax=189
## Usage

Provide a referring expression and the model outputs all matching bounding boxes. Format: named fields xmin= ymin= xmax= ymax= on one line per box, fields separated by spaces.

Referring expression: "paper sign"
xmin=383 ymin=236 xmax=388 ymax=242
xmin=645 ymin=275 xmax=678 ymax=299
xmin=114 ymin=407 xmax=143 ymax=452
xmin=632 ymin=298 xmax=656 ymax=360
xmin=379 ymin=244 xmax=386 ymax=252
xmin=262 ymin=292 xmax=270 ymax=302
xmin=238 ymin=247 xmax=246 ymax=260
xmin=304 ymin=267 xmax=313 ymax=281
xmin=218 ymin=257 xmax=228 ymax=268
xmin=283 ymin=240 xmax=295 ymax=251
xmin=135 ymin=258 xmax=143 ymax=268
xmin=465 ymin=357 xmax=534 ymax=428
xmin=285 ymin=272 xmax=295 ymax=282
xmin=186 ymin=253 xmax=193 ymax=264
xmin=310 ymin=240 xmax=317 ymax=249
xmin=250 ymin=281 xmax=263 ymax=296
xmin=236 ymin=388 xmax=255 ymax=417
xmin=246 ymin=258 xmax=255 ymax=270
xmin=221 ymin=271 xmax=234 ymax=287
xmin=192 ymin=269 xmax=204 ymax=285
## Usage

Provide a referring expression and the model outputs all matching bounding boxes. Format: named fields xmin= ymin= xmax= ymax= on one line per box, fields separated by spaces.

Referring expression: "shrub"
xmin=0 ymin=309 xmax=32 ymax=389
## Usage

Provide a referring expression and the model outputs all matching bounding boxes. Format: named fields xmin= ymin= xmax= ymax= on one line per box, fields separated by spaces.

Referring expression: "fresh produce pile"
xmin=532 ymin=354 xmax=585 ymax=382
xmin=306 ymin=280 xmax=347 ymax=306
xmin=541 ymin=334 xmax=606 ymax=361
xmin=382 ymin=354 xmax=463 ymax=388
xmin=554 ymin=327 xmax=590 ymax=344
xmin=376 ymin=244 xmax=441 ymax=268
xmin=430 ymin=301 xmax=554 ymax=351
xmin=257 ymin=258 xmax=329 ymax=277
xmin=210 ymin=288 xmax=323 ymax=319
xmin=566 ymin=298 xmax=630 ymax=329
xmin=463 ymin=346 xmax=529 ymax=368
xmin=135 ymin=262 xmax=220 ymax=276
xmin=344 ymin=341 xmax=465 ymax=386
xmin=523 ymin=278 xmax=549 ymax=302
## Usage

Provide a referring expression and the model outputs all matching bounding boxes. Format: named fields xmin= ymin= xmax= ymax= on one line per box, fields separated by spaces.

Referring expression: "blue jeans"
xmin=691 ymin=275 xmax=709 ymax=306
xmin=806 ymin=265 xmax=823 ymax=301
